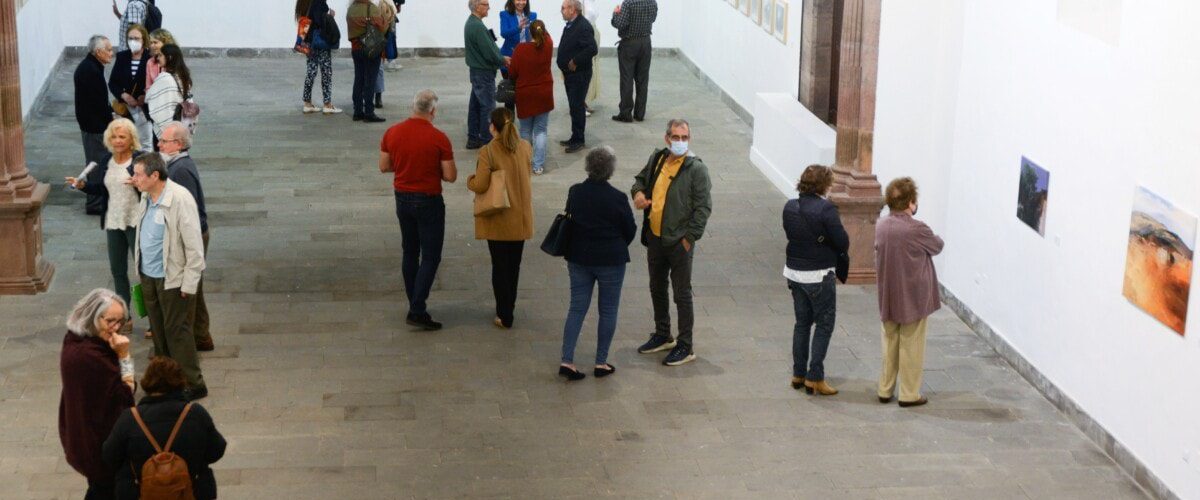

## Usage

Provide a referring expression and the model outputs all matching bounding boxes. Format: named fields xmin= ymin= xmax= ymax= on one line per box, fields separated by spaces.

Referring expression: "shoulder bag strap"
xmin=130 ymin=407 xmax=164 ymax=454
xmin=792 ymin=199 xmax=826 ymax=245
xmin=162 ymin=402 xmax=194 ymax=453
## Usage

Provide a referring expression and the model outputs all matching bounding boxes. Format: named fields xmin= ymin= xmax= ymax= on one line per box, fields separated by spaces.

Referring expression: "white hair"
xmin=468 ymin=0 xmax=482 ymax=10
xmin=566 ymin=0 xmax=583 ymax=13
xmin=65 ymin=289 xmax=126 ymax=337
xmin=87 ymin=35 xmax=110 ymax=55
xmin=413 ymin=89 xmax=439 ymax=115
xmin=162 ymin=121 xmax=192 ymax=149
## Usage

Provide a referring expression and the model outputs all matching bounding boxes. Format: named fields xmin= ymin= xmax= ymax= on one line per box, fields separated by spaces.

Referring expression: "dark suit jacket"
xmin=557 ymin=16 xmax=598 ymax=74
xmin=108 ymin=49 xmax=150 ymax=103
xmin=74 ymin=54 xmax=112 ymax=133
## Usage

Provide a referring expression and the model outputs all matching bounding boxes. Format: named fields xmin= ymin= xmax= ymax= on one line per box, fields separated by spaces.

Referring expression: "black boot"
xmin=374 ymin=93 xmax=384 ymax=109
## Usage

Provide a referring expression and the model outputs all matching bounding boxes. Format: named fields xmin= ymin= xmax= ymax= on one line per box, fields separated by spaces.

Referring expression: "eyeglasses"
xmin=669 ymin=134 xmax=690 ymax=141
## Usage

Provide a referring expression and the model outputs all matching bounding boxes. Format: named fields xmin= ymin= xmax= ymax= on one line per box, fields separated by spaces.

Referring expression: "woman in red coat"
xmin=508 ymin=19 xmax=554 ymax=175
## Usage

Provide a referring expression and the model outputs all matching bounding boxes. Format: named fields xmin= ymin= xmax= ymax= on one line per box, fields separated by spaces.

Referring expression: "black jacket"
xmin=80 ymin=151 xmax=145 ymax=229
xmin=557 ymin=16 xmax=598 ymax=74
xmin=166 ymin=153 xmax=208 ymax=233
xmin=102 ymin=392 xmax=227 ymax=500
xmin=564 ymin=179 xmax=637 ymax=266
xmin=782 ymin=194 xmax=850 ymax=271
xmin=108 ymin=50 xmax=150 ymax=103
xmin=74 ymin=54 xmax=113 ymax=133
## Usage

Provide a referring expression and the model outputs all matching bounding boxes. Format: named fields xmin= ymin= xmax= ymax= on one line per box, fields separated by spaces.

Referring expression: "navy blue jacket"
xmin=782 ymin=194 xmax=849 ymax=271
xmin=564 ymin=179 xmax=637 ymax=266
xmin=557 ymin=16 xmax=597 ymax=74
xmin=166 ymin=153 xmax=208 ymax=233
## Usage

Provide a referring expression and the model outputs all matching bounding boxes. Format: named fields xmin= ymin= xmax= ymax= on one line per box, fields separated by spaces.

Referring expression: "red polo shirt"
xmin=380 ymin=118 xmax=454 ymax=195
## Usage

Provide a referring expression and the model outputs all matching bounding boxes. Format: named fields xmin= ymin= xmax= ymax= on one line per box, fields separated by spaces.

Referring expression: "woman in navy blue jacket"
xmin=558 ymin=146 xmax=637 ymax=381
xmin=782 ymin=164 xmax=850 ymax=396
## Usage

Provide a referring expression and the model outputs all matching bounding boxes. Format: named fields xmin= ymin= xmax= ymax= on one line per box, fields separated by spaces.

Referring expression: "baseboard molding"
xmin=674 ymin=51 xmax=753 ymax=126
xmin=939 ymin=284 xmax=1175 ymax=500
xmin=62 ymin=46 xmax=679 ymax=60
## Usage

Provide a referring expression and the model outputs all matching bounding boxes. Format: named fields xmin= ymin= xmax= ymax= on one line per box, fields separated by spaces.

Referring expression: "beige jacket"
xmin=133 ymin=180 xmax=206 ymax=294
xmin=467 ymin=140 xmax=535 ymax=241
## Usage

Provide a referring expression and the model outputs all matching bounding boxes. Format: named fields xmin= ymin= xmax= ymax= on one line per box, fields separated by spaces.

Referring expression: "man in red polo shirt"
xmin=379 ymin=89 xmax=458 ymax=330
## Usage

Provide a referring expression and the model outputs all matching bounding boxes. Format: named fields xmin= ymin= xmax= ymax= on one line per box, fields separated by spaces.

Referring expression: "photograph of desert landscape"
xmin=1122 ymin=186 xmax=1196 ymax=336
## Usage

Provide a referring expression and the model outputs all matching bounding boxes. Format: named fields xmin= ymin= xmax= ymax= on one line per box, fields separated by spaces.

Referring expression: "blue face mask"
xmin=669 ymin=141 xmax=689 ymax=156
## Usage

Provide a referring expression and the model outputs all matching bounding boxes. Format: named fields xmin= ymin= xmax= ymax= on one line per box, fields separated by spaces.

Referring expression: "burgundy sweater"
xmin=874 ymin=213 xmax=945 ymax=324
xmin=59 ymin=332 xmax=135 ymax=481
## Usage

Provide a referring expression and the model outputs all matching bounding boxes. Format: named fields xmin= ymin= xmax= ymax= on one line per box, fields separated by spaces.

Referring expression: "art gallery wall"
xmin=873 ymin=1 xmax=1200 ymax=497
xmin=15 ymin=0 xmax=67 ymax=118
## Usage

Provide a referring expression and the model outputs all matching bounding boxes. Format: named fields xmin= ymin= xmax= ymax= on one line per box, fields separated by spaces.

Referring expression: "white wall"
xmin=16 ymin=0 xmax=67 ymax=118
xmin=874 ymin=1 xmax=1200 ymax=497
xmin=678 ymin=0 xmax=801 ymax=113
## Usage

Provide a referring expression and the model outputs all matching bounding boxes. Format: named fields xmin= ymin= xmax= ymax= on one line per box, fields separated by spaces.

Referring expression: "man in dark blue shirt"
xmin=557 ymin=0 xmax=598 ymax=153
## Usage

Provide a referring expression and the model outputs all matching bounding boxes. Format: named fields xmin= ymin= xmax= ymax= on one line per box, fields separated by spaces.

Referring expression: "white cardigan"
xmin=146 ymin=72 xmax=183 ymax=137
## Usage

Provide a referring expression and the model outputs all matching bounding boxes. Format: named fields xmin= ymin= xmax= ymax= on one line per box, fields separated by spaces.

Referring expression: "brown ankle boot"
xmin=790 ymin=376 xmax=806 ymax=390
xmin=805 ymin=380 xmax=839 ymax=396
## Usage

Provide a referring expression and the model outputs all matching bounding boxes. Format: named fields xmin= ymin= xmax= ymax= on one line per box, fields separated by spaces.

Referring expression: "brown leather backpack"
xmin=131 ymin=402 xmax=196 ymax=500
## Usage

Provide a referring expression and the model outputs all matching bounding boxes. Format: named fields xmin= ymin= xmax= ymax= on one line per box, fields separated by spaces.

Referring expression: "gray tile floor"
xmin=0 ymin=54 xmax=1148 ymax=499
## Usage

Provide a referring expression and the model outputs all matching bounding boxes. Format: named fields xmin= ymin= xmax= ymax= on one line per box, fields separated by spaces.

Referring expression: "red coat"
xmin=508 ymin=36 xmax=555 ymax=119
xmin=59 ymin=332 xmax=134 ymax=481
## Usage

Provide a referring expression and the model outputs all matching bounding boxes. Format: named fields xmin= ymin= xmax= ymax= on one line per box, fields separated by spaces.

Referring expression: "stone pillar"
xmin=0 ymin=0 xmax=53 ymax=294
xmin=829 ymin=0 xmax=883 ymax=284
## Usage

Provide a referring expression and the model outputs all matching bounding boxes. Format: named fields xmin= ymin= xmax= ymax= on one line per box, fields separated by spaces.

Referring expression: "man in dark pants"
xmin=160 ymin=122 xmax=214 ymax=352
xmin=347 ymin=0 xmax=386 ymax=122
xmin=131 ymin=154 xmax=209 ymax=400
xmin=380 ymin=90 xmax=458 ymax=330
xmin=611 ymin=0 xmax=657 ymax=122
xmin=631 ymin=119 xmax=712 ymax=366
xmin=557 ymin=0 xmax=598 ymax=154
xmin=74 ymin=34 xmax=115 ymax=215
xmin=464 ymin=0 xmax=509 ymax=149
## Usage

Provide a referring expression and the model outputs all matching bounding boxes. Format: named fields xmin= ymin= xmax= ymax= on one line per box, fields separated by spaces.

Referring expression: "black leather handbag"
xmin=540 ymin=211 xmax=572 ymax=257
xmin=496 ymin=78 xmax=516 ymax=105
xmin=358 ymin=4 xmax=387 ymax=59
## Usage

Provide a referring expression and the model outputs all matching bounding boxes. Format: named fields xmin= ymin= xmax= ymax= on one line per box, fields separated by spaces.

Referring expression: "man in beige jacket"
xmin=131 ymin=153 xmax=209 ymax=400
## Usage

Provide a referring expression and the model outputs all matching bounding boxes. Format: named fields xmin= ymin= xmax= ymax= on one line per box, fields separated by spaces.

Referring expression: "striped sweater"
xmin=146 ymin=71 xmax=182 ymax=137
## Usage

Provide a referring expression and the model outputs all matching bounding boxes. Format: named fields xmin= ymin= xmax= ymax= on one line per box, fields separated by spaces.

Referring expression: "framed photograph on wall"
xmin=751 ymin=0 xmax=765 ymax=24
xmin=727 ymin=0 xmax=738 ymax=8
xmin=761 ymin=0 xmax=775 ymax=33
xmin=742 ymin=0 xmax=753 ymax=16
xmin=774 ymin=0 xmax=789 ymax=43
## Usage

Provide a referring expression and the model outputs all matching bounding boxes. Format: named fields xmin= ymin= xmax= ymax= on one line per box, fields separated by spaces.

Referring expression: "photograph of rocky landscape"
xmin=1122 ymin=186 xmax=1195 ymax=335
xmin=1016 ymin=157 xmax=1050 ymax=235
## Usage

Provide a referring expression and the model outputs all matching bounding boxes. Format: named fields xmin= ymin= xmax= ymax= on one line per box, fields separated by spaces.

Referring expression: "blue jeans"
xmin=519 ymin=112 xmax=549 ymax=172
xmin=394 ymin=192 xmax=445 ymax=316
xmin=352 ymin=49 xmax=382 ymax=117
xmin=561 ymin=262 xmax=626 ymax=365
xmin=789 ymin=273 xmax=837 ymax=381
xmin=468 ymin=68 xmax=497 ymax=143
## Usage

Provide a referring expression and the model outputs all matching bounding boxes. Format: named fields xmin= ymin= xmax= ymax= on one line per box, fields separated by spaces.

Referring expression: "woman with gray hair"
xmin=58 ymin=288 xmax=136 ymax=500
xmin=556 ymin=146 xmax=637 ymax=380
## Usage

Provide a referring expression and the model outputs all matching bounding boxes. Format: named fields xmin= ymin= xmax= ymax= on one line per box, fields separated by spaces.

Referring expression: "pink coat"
xmin=874 ymin=213 xmax=944 ymax=324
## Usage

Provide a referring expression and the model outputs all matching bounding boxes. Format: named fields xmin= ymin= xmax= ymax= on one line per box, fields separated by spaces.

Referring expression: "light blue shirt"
xmin=139 ymin=194 xmax=166 ymax=278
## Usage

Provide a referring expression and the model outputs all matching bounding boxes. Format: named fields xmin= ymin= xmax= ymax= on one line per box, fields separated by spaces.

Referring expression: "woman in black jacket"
xmin=782 ymin=164 xmax=850 ymax=396
xmin=557 ymin=146 xmax=637 ymax=381
xmin=108 ymin=23 xmax=152 ymax=151
xmin=103 ymin=356 xmax=227 ymax=500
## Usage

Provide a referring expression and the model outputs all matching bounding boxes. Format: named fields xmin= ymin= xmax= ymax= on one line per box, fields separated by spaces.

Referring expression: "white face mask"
xmin=669 ymin=141 xmax=689 ymax=157
xmin=129 ymin=40 xmax=143 ymax=53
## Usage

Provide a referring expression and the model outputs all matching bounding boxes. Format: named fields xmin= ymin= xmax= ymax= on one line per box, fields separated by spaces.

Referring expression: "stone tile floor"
xmin=0 ymin=54 xmax=1149 ymax=499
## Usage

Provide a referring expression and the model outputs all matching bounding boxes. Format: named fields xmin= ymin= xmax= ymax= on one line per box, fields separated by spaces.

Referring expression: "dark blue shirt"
xmin=564 ymin=179 xmax=637 ymax=266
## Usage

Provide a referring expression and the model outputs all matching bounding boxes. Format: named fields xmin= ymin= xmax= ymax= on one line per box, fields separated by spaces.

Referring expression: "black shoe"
xmin=186 ymin=386 xmax=208 ymax=401
xmin=558 ymin=139 xmax=574 ymax=146
xmin=594 ymin=364 xmax=616 ymax=378
xmin=634 ymin=116 xmax=645 ymax=122
xmin=611 ymin=114 xmax=634 ymax=123
xmin=637 ymin=335 xmax=676 ymax=354
xmin=662 ymin=345 xmax=696 ymax=366
xmin=466 ymin=140 xmax=484 ymax=150
xmin=352 ymin=114 xmax=364 ymax=121
xmin=564 ymin=143 xmax=586 ymax=154
xmin=406 ymin=313 xmax=443 ymax=331
xmin=558 ymin=365 xmax=586 ymax=381
xmin=878 ymin=396 xmax=894 ymax=404
xmin=363 ymin=115 xmax=386 ymax=123
xmin=898 ymin=396 xmax=928 ymax=408
xmin=374 ymin=93 xmax=384 ymax=108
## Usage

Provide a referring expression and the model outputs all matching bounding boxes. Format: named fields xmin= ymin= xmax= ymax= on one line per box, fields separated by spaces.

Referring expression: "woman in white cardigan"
xmin=146 ymin=43 xmax=190 ymax=142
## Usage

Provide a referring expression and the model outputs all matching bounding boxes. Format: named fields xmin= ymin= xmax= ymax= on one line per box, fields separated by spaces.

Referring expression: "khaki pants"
xmin=587 ymin=28 xmax=601 ymax=103
xmin=877 ymin=317 xmax=928 ymax=402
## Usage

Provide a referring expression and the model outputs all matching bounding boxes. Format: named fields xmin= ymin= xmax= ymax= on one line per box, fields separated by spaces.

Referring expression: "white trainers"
xmin=322 ymin=106 xmax=343 ymax=115
xmin=302 ymin=103 xmax=319 ymax=114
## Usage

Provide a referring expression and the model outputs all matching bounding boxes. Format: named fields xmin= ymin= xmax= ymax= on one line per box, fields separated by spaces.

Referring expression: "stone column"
xmin=0 ymin=0 xmax=53 ymax=294
xmin=828 ymin=0 xmax=883 ymax=284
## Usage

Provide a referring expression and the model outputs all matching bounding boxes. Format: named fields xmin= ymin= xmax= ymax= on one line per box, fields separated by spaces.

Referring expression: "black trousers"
xmin=84 ymin=477 xmax=115 ymax=500
xmin=617 ymin=36 xmax=652 ymax=120
xmin=82 ymin=132 xmax=107 ymax=215
xmin=563 ymin=70 xmax=591 ymax=144
xmin=487 ymin=240 xmax=525 ymax=327
xmin=646 ymin=233 xmax=695 ymax=349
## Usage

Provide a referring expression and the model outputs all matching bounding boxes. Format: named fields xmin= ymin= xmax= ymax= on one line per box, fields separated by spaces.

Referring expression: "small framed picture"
xmin=727 ymin=0 xmax=738 ymax=8
xmin=774 ymin=0 xmax=789 ymax=43
xmin=761 ymin=0 xmax=775 ymax=34
xmin=742 ymin=0 xmax=752 ymax=16
xmin=751 ymin=0 xmax=764 ymax=24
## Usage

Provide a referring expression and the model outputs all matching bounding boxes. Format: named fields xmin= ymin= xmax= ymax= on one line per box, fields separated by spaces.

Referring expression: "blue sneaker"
xmin=637 ymin=335 xmax=676 ymax=354
xmin=662 ymin=345 xmax=696 ymax=366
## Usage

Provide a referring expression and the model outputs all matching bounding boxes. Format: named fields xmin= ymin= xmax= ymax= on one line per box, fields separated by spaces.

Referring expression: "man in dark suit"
xmin=557 ymin=0 xmax=598 ymax=154
xmin=74 ymin=34 xmax=115 ymax=215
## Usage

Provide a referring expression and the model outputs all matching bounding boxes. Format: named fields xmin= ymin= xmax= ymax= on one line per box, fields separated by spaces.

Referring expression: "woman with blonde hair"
xmin=65 ymin=119 xmax=146 ymax=335
xmin=145 ymin=28 xmax=176 ymax=90
xmin=467 ymin=108 xmax=535 ymax=329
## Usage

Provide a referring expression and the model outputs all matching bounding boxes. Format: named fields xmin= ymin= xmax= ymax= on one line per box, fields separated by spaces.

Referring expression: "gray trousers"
xmin=646 ymin=233 xmax=694 ymax=349
xmin=617 ymin=36 xmax=652 ymax=120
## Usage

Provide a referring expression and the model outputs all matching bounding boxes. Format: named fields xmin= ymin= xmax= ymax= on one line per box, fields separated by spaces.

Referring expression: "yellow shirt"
xmin=649 ymin=155 xmax=685 ymax=237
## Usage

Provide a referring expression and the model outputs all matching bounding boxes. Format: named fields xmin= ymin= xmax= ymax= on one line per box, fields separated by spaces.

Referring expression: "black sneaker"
xmin=662 ymin=345 xmax=696 ymax=366
xmin=564 ymin=143 xmax=586 ymax=154
xmin=406 ymin=313 xmax=443 ymax=331
xmin=637 ymin=335 xmax=676 ymax=354
xmin=363 ymin=115 xmax=386 ymax=123
xmin=466 ymin=140 xmax=484 ymax=150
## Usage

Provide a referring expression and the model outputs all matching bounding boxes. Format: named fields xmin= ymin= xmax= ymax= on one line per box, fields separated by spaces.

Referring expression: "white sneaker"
xmin=302 ymin=103 xmax=319 ymax=114
xmin=322 ymin=106 xmax=343 ymax=115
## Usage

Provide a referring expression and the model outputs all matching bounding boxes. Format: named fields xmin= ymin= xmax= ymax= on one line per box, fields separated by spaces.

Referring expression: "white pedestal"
xmin=749 ymin=93 xmax=837 ymax=196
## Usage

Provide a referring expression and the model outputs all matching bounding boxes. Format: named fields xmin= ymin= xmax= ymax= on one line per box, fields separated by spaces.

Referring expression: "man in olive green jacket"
xmin=464 ymin=0 xmax=509 ymax=149
xmin=630 ymin=119 xmax=712 ymax=366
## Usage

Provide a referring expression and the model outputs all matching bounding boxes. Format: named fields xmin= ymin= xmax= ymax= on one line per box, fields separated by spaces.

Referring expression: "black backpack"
xmin=141 ymin=0 xmax=163 ymax=33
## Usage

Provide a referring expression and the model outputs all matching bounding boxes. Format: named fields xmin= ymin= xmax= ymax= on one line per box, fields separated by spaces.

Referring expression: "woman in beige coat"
xmin=468 ymin=108 xmax=535 ymax=328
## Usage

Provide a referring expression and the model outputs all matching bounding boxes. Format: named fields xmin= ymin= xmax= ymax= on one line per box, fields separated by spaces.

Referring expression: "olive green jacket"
xmin=631 ymin=148 xmax=713 ymax=247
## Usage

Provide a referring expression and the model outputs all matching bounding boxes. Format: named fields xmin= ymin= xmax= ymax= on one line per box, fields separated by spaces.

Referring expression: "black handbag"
xmin=496 ymin=78 xmax=516 ymax=104
xmin=540 ymin=211 xmax=573 ymax=257
xmin=358 ymin=4 xmax=387 ymax=59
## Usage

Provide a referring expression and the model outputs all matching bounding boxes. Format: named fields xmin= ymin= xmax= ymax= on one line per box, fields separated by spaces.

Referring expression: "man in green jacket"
xmin=464 ymin=0 xmax=509 ymax=149
xmin=631 ymin=119 xmax=713 ymax=366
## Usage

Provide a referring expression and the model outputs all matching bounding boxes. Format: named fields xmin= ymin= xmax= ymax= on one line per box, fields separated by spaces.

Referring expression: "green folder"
xmin=131 ymin=284 xmax=148 ymax=318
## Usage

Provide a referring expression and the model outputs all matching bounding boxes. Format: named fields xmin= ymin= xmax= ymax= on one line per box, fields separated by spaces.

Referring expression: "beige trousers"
xmin=587 ymin=28 xmax=601 ymax=103
xmin=877 ymin=317 xmax=928 ymax=402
